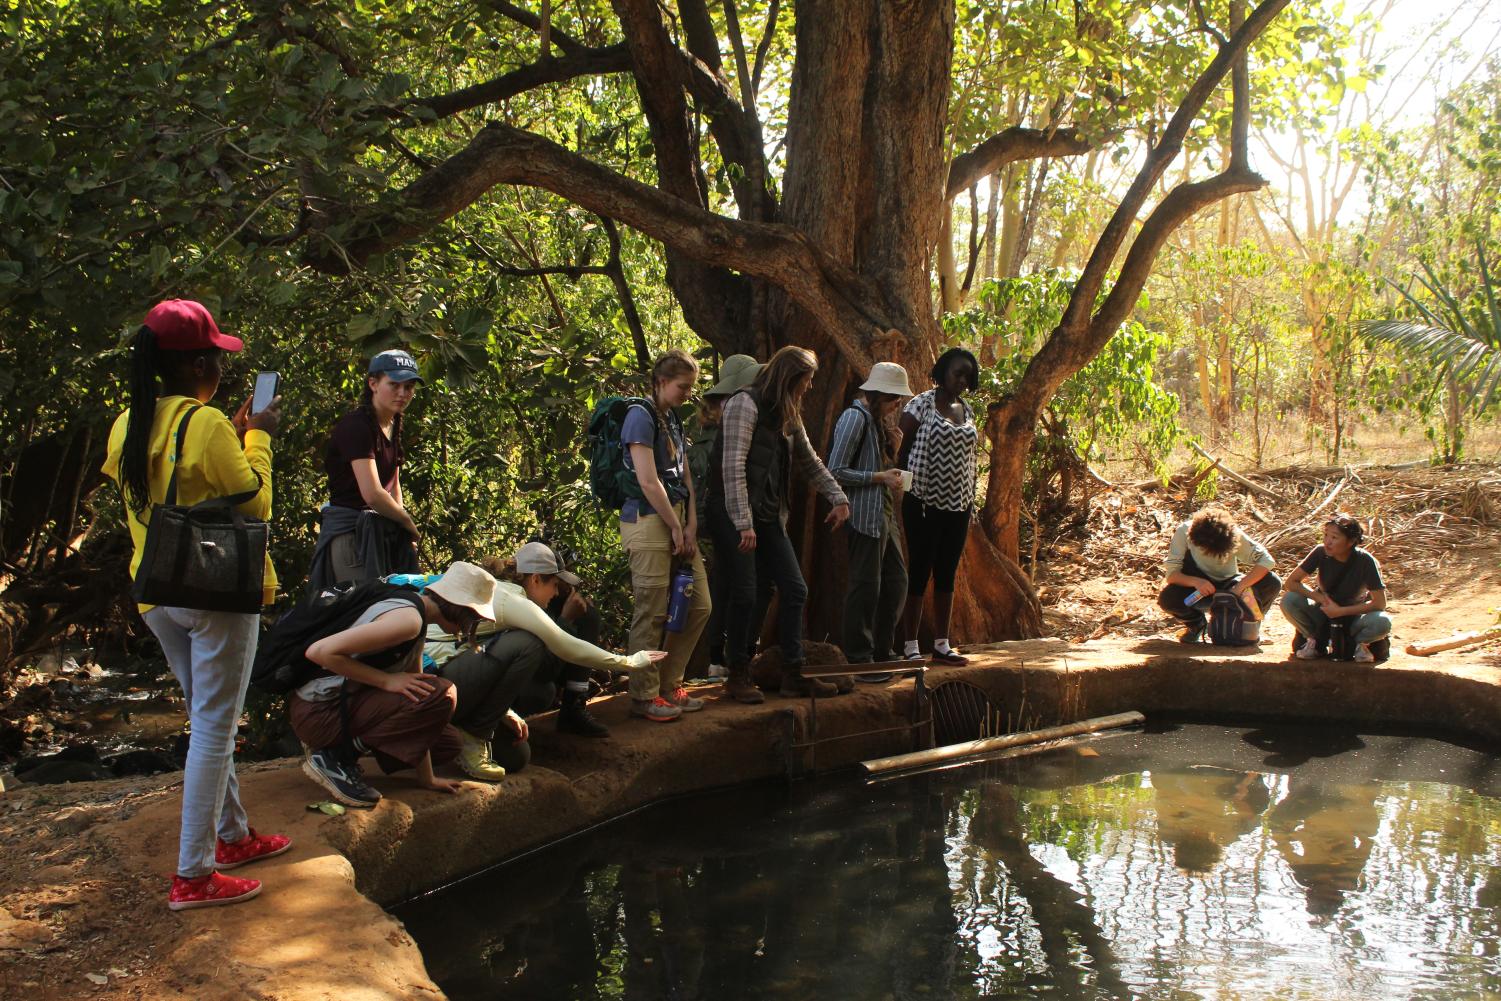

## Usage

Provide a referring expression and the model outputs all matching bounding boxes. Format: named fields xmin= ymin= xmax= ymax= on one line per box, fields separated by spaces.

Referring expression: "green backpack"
xmin=587 ymin=396 xmax=653 ymax=509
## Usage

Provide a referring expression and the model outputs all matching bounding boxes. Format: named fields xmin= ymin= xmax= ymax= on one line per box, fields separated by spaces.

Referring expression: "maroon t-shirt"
xmin=325 ymin=408 xmax=400 ymax=510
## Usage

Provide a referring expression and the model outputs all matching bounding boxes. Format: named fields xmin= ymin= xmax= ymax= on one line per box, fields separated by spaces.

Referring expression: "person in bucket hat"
xmin=828 ymin=362 xmax=915 ymax=682
xmin=428 ymin=545 xmax=670 ymax=777
xmin=306 ymin=348 xmax=426 ymax=593
xmin=688 ymin=354 xmax=764 ymax=678
xmin=291 ymin=561 xmax=498 ymax=808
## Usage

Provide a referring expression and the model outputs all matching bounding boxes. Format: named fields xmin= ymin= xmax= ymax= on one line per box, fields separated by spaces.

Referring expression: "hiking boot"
xmin=724 ymin=665 xmax=765 ymax=705
xmin=779 ymin=662 xmax=836 ymax=698
xmin=302 ymin=748 xmax=382 ymax=808
xmin=1295 ymin=637 xmax=1324 ymax=660
xmin=456 ymin=729 xmax=508 ymax=782
xmin=215 ymin=829 xmax=292 ymax=870
xmin=664 ymin=687 xmax=705 ymax=712
xmin=557 ymin=690 xmax=610 ymax=738
xmin=168 ymin=871 xmax=262 ymax=911
xmin=1179 ymin=624 xmax=1206 ymax=644
xmin=631 ymin=697 xmax=682 ymax=722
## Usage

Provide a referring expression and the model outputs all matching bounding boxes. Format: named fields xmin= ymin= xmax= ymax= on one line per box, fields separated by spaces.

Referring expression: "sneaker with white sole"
xmin=456 ymin=729 xmax=508 ymax=782
xmin=302 ymin=748 xmax=382 ymax=808
xmin=1352 ymin=643 xmax=1375 ymax=663
xmin=664 ymin=687 xmax=705 ymax=712
xmin=1295 ymin=637 xmax=1323 ymax=661
xmin=168 ymin=871 xmax=262 ymax=911
xmin=631 ymin=697 xmax=682 ymax=722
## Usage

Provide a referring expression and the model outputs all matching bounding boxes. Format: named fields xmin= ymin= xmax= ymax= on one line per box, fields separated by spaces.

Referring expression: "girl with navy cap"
xmin=306 ymin=349 xmax=424 ymax=593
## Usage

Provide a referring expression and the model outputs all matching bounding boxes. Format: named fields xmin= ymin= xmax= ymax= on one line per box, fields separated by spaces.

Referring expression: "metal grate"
xmin=929 ymin=680 xmax=1006 ymax=746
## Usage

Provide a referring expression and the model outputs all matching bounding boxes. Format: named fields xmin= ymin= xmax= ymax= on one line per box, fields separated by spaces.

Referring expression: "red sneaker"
xmin=215 ymin=828 xmax=292 ymax=870
xmin=168 ymin=871 xmax=262 ymax=911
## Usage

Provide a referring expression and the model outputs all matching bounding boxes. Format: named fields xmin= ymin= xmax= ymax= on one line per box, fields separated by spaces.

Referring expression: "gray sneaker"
xmin=302 ymin=748 xmax=382 ymax=808
xmin=631 ymin=697 xmax=683 ymax=722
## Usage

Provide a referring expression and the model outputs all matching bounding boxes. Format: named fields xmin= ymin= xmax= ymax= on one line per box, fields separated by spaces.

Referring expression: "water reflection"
xmin=400 ymin=726 xmax=1501 ymax=1000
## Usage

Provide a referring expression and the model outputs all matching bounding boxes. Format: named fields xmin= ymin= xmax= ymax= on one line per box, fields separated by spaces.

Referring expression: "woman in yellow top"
xmin=102 ymin=300 xmax=288 ymax=912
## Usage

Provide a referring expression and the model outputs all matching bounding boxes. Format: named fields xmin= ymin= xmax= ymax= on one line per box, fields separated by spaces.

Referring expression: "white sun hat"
xmin=859 ymin=361 xmax=914 ymax=397
xmin=427 ymin=561 xmax=498 ymax=621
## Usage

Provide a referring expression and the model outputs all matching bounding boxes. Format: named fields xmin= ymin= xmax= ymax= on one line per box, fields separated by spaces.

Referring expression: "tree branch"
xmin=480 ymin=0 xmax=589 ymax=55
xmin=751 ymin=0 xmax=781 ymax=97
xmin=307 ymin=122 xmax=888 ymax=369
xmin=946 ymin=126 xmax=1094 ymax=200
xmin=409 ymin=43 xmax=631 ymax=119
xmin=1058 ymin=0 xmax=1290 ymax=335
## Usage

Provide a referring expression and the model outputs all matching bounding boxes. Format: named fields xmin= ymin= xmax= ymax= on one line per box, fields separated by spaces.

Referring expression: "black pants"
xmin=904 ymin=494 xmax=970 ymax=596
xmin=1157 ymin=553 xmax=1282 ymax=626
xmin=437 ymin=629 xmax=544 ymax=772
xmin=843 ymin=514 xmax=908 ymax=663
xmin=513 ymin=603 xmax=603 ymax=717
xmin=709 ymin=502 xmax=806 ymax=668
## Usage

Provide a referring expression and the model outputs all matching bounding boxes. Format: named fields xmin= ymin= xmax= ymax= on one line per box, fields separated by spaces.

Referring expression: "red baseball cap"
xmin=142 ymin=299 xmax=244 ymax=352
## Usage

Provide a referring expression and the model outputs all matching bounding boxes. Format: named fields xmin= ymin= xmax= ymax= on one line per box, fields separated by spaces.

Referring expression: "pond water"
xmin=397 ymin=724 xmax=1501 ymax=1000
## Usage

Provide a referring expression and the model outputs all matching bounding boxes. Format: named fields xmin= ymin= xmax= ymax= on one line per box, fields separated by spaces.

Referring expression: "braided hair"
xmin=118 ymin=326 xmax=218 ymax=514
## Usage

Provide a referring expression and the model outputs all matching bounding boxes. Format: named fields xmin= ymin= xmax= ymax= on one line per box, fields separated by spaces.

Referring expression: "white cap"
xmin=515 ymin=542 xmax=582 ymax=586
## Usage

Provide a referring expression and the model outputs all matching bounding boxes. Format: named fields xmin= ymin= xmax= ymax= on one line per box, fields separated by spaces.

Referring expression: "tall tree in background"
xmin=3 ymin=0 xmax=1296 ymax=644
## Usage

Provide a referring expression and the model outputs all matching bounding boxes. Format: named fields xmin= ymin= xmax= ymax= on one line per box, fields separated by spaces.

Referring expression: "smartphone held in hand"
xmin=251 ymin=371 xmax=280 ymax=414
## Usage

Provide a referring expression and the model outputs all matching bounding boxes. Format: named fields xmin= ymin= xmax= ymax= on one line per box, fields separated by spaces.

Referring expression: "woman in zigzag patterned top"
xmin=897 ymin=347 xmax=980 ymax=666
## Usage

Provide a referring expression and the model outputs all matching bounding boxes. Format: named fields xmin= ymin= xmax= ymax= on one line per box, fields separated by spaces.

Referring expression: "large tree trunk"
xmin=770 ymin=0 xmax=1032 ymax=645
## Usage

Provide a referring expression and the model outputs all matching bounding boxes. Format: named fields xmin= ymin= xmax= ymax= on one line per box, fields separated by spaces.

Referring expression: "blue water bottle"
xmin=665 ymin=566 xmax=695 ymax=633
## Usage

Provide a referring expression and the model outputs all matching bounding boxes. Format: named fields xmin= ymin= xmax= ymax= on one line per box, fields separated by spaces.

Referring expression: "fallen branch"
xmin=1305 ymin=475 xmax=1349 ymax=520
xmin=1187 ymin=439 xmax=1294 ymax=503
xmin=1405 ymin=624 xmax=1501 ymax=657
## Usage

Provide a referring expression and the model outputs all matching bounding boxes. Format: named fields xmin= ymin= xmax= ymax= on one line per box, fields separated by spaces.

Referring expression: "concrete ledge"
xmin=3 ymin=638 xmax=1499 ymax=1000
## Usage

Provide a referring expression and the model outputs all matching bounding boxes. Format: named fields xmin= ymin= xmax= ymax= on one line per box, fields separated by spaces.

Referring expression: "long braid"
xmin=119 ymin=326 xmax=160 ymax=513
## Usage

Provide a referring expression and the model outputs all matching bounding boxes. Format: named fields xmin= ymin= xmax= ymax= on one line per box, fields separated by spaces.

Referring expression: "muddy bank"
xmin=2 ymin=638 xmax=1500 ymax=1001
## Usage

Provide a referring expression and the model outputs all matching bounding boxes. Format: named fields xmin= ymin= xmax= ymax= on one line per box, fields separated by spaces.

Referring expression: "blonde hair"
xmin=652 ymin=348 xmax=699 ymax=389
xmin=752 ymin=346 xmax=818 ymax=433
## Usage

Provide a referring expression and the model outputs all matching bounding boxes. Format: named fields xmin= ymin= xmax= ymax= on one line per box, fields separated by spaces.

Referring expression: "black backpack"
xmin=250 ymin=581 xmax=425 ymax=695
xmin=1208 ymin=591 xmax=1251 ymax=646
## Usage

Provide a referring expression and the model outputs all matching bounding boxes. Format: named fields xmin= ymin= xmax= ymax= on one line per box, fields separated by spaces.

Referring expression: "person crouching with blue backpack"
xmin=1158 ymin=507 xmax=1281 ymax=644
xmin=618 ymin=350 xmax=712 ymax=723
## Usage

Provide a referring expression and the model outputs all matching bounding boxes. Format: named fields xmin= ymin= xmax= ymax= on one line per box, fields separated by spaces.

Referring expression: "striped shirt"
xmin=721 ymin=392 xmax=848 ymax=532
xmin=827 ymin=398 xmax=892 ymax=538
xmin=904 ymin=390 xmax=977 ymax=512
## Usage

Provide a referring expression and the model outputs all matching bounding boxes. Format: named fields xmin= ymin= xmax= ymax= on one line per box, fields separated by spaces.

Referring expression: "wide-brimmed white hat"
xmin=427 ymin=561 xmax=498 ymax=621
xmin=859 ymin=361 xmax=914 ymax=397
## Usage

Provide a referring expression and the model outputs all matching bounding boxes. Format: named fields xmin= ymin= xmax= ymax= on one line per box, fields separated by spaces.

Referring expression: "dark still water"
xmin=397 ymin=724 xmax=1501 ymax=1000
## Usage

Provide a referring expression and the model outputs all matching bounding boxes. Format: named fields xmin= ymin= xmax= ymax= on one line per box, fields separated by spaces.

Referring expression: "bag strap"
xmin=166 ymin=405 xmax=263 ymax=510
xmin=163 ymin=406 xmax=201 ymax=507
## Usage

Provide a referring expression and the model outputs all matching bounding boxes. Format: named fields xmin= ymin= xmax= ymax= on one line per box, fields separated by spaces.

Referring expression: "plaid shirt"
xmin=826 ymin=398 xmax=890 ymax=538
xmin=722 ymin=392 xmax=848 ymax=531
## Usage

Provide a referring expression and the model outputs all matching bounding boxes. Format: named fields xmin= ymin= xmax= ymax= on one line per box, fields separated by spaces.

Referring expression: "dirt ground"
xmin=1 ymin=462 xmax=1498 ymax=1000
xmin=1032 ymin=461 xmax=1501 ymax=661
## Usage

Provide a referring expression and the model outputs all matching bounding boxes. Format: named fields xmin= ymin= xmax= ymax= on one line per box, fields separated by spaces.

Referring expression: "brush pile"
xmin=1031 ymin=460 xmax=1501 ymax=641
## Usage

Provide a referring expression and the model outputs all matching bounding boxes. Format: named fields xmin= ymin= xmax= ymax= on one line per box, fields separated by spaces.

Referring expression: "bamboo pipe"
xmin=860 ymin=711 xmax=1146 ymax=776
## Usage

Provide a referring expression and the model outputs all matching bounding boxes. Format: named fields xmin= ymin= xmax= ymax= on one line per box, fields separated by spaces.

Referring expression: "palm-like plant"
xmin=1359 ymin=245 xmax=1501 ymax=416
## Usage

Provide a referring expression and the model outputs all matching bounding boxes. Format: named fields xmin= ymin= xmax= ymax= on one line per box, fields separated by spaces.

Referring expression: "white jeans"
xmin=142 ymin=606 xmax=259 ymax=878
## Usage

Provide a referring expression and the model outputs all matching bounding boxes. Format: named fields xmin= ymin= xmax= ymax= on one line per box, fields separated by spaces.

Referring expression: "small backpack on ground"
xmin=587 ymin=396 xmax=654 ymax=510
xmin=1207 ymin=591 xmax=1251 ymax=646
xmin=250 ymin=580 xmax=425 ymax=695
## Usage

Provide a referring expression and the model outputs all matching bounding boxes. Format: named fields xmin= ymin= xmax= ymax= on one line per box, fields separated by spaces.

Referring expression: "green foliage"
xmin=946 ymin=272 xmax=1182 ymax=499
